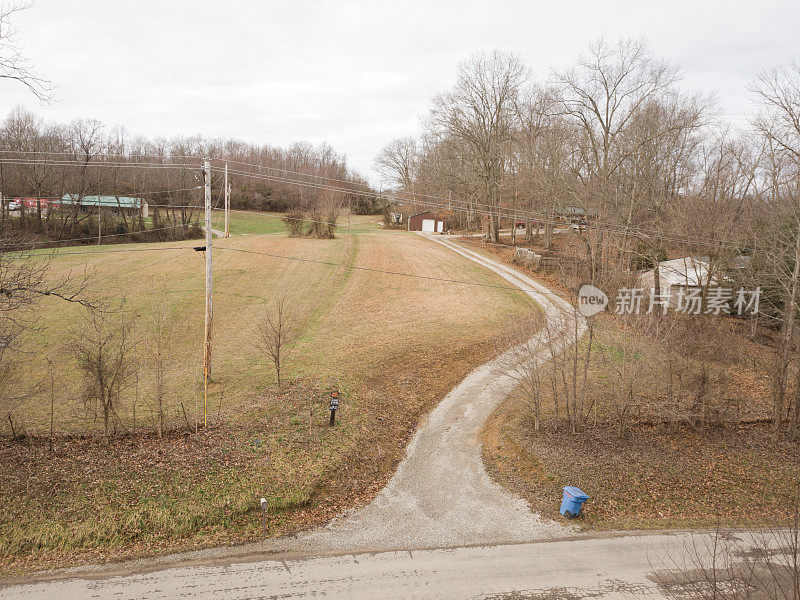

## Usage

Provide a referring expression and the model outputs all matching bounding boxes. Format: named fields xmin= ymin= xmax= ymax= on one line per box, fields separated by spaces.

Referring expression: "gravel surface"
xmin=266 ymin=235 xmax=587 ymax=552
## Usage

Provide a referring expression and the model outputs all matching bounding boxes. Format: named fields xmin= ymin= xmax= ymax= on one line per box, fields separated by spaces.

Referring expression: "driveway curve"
xmin=271 ymin=234 xmax=587 ymax=552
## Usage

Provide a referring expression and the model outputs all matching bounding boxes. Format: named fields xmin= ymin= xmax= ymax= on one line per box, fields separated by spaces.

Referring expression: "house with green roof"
xmin=60 ymin=195 xmax=148 ymax=217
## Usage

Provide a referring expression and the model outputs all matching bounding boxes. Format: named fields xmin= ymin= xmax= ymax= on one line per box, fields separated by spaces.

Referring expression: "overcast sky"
xmin=4 ymin=0 xmax=798 ymax=183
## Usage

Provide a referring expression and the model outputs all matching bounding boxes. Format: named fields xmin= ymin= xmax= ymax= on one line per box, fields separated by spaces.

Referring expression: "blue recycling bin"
xmin=560 ymin=486 xmax=589 ymax=518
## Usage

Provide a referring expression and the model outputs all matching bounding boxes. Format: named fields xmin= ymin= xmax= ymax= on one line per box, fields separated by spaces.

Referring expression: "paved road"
xmin=2 ymin=532 xmax=761 ymax=599
xmin=201 ymin=225 xmax=226 ymax=238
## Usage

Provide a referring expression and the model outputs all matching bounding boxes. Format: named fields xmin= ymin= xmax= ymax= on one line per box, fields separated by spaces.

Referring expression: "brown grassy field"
xmin=0 ymin=220 xmax=536 ymax=574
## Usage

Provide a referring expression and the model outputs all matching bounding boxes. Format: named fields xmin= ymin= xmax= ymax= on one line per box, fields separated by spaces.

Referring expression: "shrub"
xmin=283 ymin=211 xmax=305 ymax=237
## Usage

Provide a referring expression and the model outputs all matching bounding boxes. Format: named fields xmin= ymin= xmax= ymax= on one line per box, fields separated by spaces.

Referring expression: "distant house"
xmin=61 ymin=195 xmax=148 ymax=217
xmin=408 ymin=211 xmax=445 ymax=233
xmin=639 ymin=257 xmax=717 ymax=307
xmin=558 ymin=206 xmax=598 ymax=221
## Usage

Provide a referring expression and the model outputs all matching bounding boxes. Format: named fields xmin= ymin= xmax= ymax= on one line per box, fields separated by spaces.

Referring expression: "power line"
xmin=1 ymin=155 xmax=753 ymax=251
xmin=0 ymin=224 xmax=198 ymax=250
xmin=0 ymin=159 xmax=202 ymax=174
xmin=122 ymin=186 xmax=202 ymax=196
xmin=0 ymin=151 xmax=368 ymax=188
xmin=220 ymin=157 xmax=369 ymax=190
xmin=214 ymin=245 xmax=563 ymax=298
xmin=28 ymin=245 xmax=197 ymax=257
xmin=210 ymin=165 xmax=750 ymax=251
xmin=0 ymin=186 xmax=202 ymax=200
xmin=0 ymin=154 xmax=727 ymax=248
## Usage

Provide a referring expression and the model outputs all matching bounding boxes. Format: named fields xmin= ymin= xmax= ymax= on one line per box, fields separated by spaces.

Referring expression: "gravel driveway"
xmin=268 ymin=235 xmax=587 ymax=552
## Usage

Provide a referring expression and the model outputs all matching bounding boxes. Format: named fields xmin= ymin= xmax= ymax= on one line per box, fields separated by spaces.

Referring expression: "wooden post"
xmin=203 ymin=158 xmax=213 ymax=429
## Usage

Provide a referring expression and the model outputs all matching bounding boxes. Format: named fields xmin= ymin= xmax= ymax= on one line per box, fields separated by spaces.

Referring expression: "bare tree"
xmin=71 ymin=305 xmax=135 ymax=438
xmin=258 ymin=295 xmax=298 ymax=389
xmin=513 ymin=85 xmax=572 ymax=246
xmin=553 ymin=38 xmax=685 ymax=279
xmin=0 ymin=2 xmax=53 ymax=101
xmin=146 ymin=289 xmax=171 ymax=438
xmin=1 ymin=241 xmax=93 ymax=400
xmin=429 ymin=50 xmax=528 ymax=242
xmin=374 ymin=137 xmax=418 ymax=192
xmin=753 ymin=63 xmax=800 ymax=164
xmin=553 ymin=39 xmax=680 ymax=184
xmin=753 ymin=64 xmax=800 ymax=434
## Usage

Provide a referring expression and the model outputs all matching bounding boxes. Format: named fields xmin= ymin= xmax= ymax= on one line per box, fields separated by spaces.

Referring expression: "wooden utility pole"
xmin=203 ymin=158 xmax=213 ymax=429
xmin=224 ymin=162 xmax=230 ymax=238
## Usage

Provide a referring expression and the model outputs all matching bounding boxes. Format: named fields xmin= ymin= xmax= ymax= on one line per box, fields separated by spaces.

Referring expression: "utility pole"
xmin=203 ymin=158 xmax=213 ymax=429
xmin=97 ymin=203 xmax=102 ymax=245
xmin=224 ymin=162 xmax=230 ymax=238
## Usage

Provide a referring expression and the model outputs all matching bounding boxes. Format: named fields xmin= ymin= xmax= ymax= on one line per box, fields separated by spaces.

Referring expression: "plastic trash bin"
xmin=560 ymin=486 xmax=589 ymax=518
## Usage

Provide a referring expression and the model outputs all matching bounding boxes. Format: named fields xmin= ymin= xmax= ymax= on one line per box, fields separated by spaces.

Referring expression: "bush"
xmin=283 ymin=211 xmax=306 ymax=237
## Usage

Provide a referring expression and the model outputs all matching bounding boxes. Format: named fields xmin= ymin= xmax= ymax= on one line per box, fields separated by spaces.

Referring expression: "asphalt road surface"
xmin=4 ymin=531 xmax=770 ymax=599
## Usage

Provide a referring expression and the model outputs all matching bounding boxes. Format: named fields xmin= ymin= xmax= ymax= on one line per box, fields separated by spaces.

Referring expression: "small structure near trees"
xmin=407 ymin=211 xmax=445 ymax=233
xmin=639 ymin=257 xmax=717 ymax=309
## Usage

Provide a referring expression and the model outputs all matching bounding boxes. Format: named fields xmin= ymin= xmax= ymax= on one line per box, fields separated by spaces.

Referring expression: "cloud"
xmin=3 ymin=0 xmax=798 ymax=183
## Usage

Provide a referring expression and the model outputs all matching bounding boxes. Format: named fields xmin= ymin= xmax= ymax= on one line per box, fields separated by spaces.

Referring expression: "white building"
xmin=639 ymin=257 xmax=717 ymax=308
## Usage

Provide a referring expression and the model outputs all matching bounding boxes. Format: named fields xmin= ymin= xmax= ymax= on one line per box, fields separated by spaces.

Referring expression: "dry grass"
xmin=0 ymin=222 xmax=536 ymax=574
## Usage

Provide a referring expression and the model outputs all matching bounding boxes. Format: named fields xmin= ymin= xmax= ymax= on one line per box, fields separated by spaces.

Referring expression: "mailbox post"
xmin=260 ymin=497 xmax=268 ymax=537
xmin=329 ymin=390 xmax=339 ymax=426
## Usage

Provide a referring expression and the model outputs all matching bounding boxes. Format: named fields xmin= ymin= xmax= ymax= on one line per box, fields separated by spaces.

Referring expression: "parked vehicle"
xmin=7 ymin=199 xmax=21 ymax=211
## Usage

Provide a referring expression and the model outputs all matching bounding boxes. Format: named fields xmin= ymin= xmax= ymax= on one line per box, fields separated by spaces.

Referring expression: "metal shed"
xmin=407 ymin=211 xmax=445 ymax=233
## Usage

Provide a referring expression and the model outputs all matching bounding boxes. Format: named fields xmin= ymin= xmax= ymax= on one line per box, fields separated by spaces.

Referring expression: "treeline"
xmin=375 ymin=40 xmax=799 ymax=299
xmin=0 ymin=107 xmax=378 ymax=244
xmin=376 ymin=39 xmax=800 ymax=435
